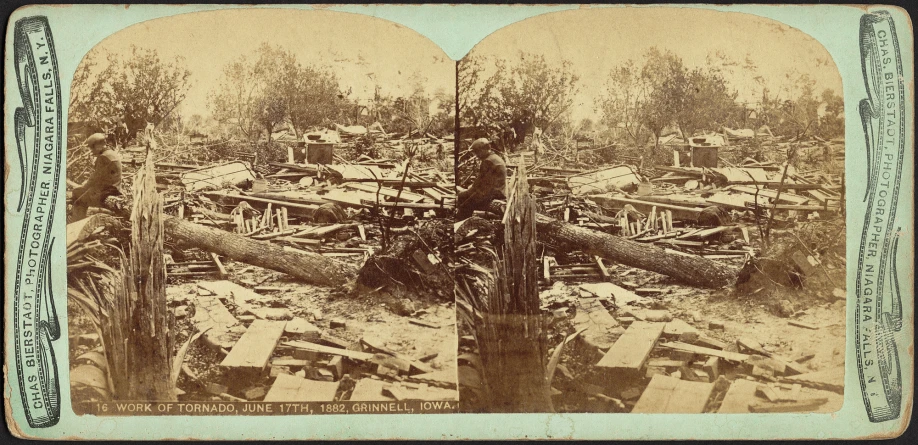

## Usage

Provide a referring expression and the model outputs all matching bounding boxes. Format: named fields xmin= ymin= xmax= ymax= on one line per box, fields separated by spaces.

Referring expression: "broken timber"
xmin=264 ymin=373 xmax=340 ymax=402
xmin=283 ymin=340 xmax=375 ymax=361
xmin=596 ymin=321 xmax=664 ymax=372
xmin=220 ymin=319 xmax=286 ymax=371
xmin=717 ymin=379 xmax=759 ymax=413
xmin=631 ymin=374 xmax=715 ymax=413
xmin=101 ymin=191 xmax=354 ymax=287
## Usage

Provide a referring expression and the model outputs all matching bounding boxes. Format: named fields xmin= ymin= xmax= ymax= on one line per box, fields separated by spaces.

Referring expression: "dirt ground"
xmin=69 ymin=246 xmax=457 ymax=404
xmin=539 ymin=254 xmax=847 ymax=414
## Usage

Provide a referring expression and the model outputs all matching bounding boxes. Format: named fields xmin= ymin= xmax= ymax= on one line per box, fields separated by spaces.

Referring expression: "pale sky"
xmin=466 ymin=7 xmax=844 ymax=122
xmin=77 ymin=8 xmax=455 ymax=119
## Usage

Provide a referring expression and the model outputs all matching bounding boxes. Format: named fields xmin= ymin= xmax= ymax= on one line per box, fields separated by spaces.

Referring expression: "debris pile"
xmin=67 ymin=128 xmax=459 ymax=405
xmin=456 ymin=135 xmax=846 ymax=413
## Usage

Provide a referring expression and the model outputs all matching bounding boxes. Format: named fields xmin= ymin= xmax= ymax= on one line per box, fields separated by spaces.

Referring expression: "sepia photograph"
xmin=455 ymin=7 xmax=846 ymax=413
xmin=64 ymin=8 xmax=459 ymax=411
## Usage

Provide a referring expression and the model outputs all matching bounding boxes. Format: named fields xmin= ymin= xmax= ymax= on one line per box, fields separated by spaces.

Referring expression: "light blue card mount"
xmin=4 ymin=4 xmax=913 ymax=440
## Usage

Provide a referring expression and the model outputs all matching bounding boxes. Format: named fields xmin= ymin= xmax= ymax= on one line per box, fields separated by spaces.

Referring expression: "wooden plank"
xmin=358 ymin=200 xmax=447 ymax=210
xmin=344 ymin=182 xmax=427 ymax=203
xmin=284 ymin=340 xmax=375 ymax=361
xmin=220 ymin=320 xmax=286 ymax=370
xmin=202 ymin=191 xmax=319 ymax=213
xmin=348 ymin=378 xmax=395 ymax=402
xmin=660 ymin=341 xmax=750 ymax=362
xmin=603 ymin=196 xmax=703 ymax=215
xmin=772 ymin=204 xmax=836 ymax=211
xmin=596 ymin=321 xmax=664 ymax=371
xmin=595 ymin=256 xmax=611 ymax=280
xmin=749 ymin=398 xmax=829 ymax=413
xmin=631 ymin=374 xmax=715 ymax=413
xmin=210 ymin=252 xmax=227 ymax=277
xmin=731 ymin=185 xmax=810 ymax=204
xmin=788 ymin=320 xmax=820 ymax=330
xmin=717 ymin=379 xmax=760 ymax=413
xmin=292 ymin=223 xmax=355 ymax=239
xmin=360 ymin=337 xmax=435 ymax=374
xmin=264 ymin=373 xmax=340 ymax=402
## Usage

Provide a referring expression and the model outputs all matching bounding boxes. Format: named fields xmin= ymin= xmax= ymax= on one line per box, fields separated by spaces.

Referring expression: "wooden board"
xmin=749 ymin=398 xmax=829 ymax=413
xmin=730 ymin=185 xmax=810 ymax=204
xmin=264 ymin=373 xmax=340 ymax=402
xmin=344 ymin=182 xmax=427 ymax=203
xmin=596 ymin=321 xmax=664 ymax=371
xmin=717 ymin=379 xmax=760 ymax=413
xmin=284 ymin=340 xmax=375 ymax=361
xmin=661 ymin=341 xmax=750 ymax=362
xmin=220 ymin=320 xmax=286 ymax=370
xmin=191 ymin=292 xmax=240 ymax=349
xmin=631 ymin=374 xmax=715 ymax=413
xmin=348 ymin=378 xmax=394 ymax=402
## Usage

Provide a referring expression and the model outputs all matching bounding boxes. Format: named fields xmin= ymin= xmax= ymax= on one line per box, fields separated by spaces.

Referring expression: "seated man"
xmin=456 ymin=138 xmax=507 ymax=219
xmin=71 ymin=133 xmax=122 ymax=221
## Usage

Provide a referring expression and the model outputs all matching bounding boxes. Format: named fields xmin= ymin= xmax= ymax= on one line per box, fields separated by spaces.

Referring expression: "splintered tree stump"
xmin=127 ymin=152 xmax=176 ymax=401
xmin=473 ymin=165 xmax=554 ymax=413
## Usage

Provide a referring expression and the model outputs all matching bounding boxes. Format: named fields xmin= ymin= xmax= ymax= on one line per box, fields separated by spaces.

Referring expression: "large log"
xmin=537 ymin=215 xmax=738 ymax=289
xmin=101 ymin=195 xmax=355 ymax=286
xmin=164 ymin=217 xmax=354 ymax=287
xmin=484 ymin=200 xmax=738 ymax=288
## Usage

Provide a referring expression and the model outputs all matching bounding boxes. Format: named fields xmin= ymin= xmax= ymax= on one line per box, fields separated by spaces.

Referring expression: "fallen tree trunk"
xmin=484 ymin=200 xmax=738 ymax=288
xmin=101 ymin=194 xmax=354 ymax=286
xmin=537 ymin=215 xmax=738 ymax=288
xmin=164 ymin=217 xmax=355 ymax=287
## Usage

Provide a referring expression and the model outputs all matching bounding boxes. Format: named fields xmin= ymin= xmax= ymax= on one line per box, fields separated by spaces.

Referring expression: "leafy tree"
xmin=266 ymin=46 xmax=343 ymax=139
xmin=599 ymin=48 xmax=742 ymax=153
xmin=673 ymin=67 xmax=741 ymax=139
xmin=773 ymin=74 xmax=821 ymax=140
xmin=640 ymin=48 xmax=685 ymax=153
xmin=209 ymin=54 xmax=265 ymax=141
xmin=458 ymin=53 xmax=579 ymax=149
xmin=69 ymin=46 xmax=191 ymax=145
xmin=816 ymin=89 xmax=844 ymax=139
xmin=500 ymin=54 xmax=579 ymax=132
xmin=596 ymin=60 xmax=653 ymax=146
xmin=211 ymin=43 xmax=343 ymax=142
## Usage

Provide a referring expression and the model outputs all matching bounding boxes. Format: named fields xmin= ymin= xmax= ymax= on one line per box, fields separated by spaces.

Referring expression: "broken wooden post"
xmin=476 ymin=164 xmax=554 ymax=413
xmin=127 ymin=149 xmax=176 ymax=401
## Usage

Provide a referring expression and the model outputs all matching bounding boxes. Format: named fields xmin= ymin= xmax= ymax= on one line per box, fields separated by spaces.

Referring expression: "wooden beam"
xmin=596 ymin=321 xmax=665 ymax=371
xmin=220 ymin=319 xmax=286 ymax=371
xmin=631 ymin=374 xmax=715 ymax=413
xmin=660 ymin=341 xmax=750 ymax=362
xmin=264 ymin=373 xmax=340 ymax=402
xmin=283 ymin=340 xmax=375 ymax=361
